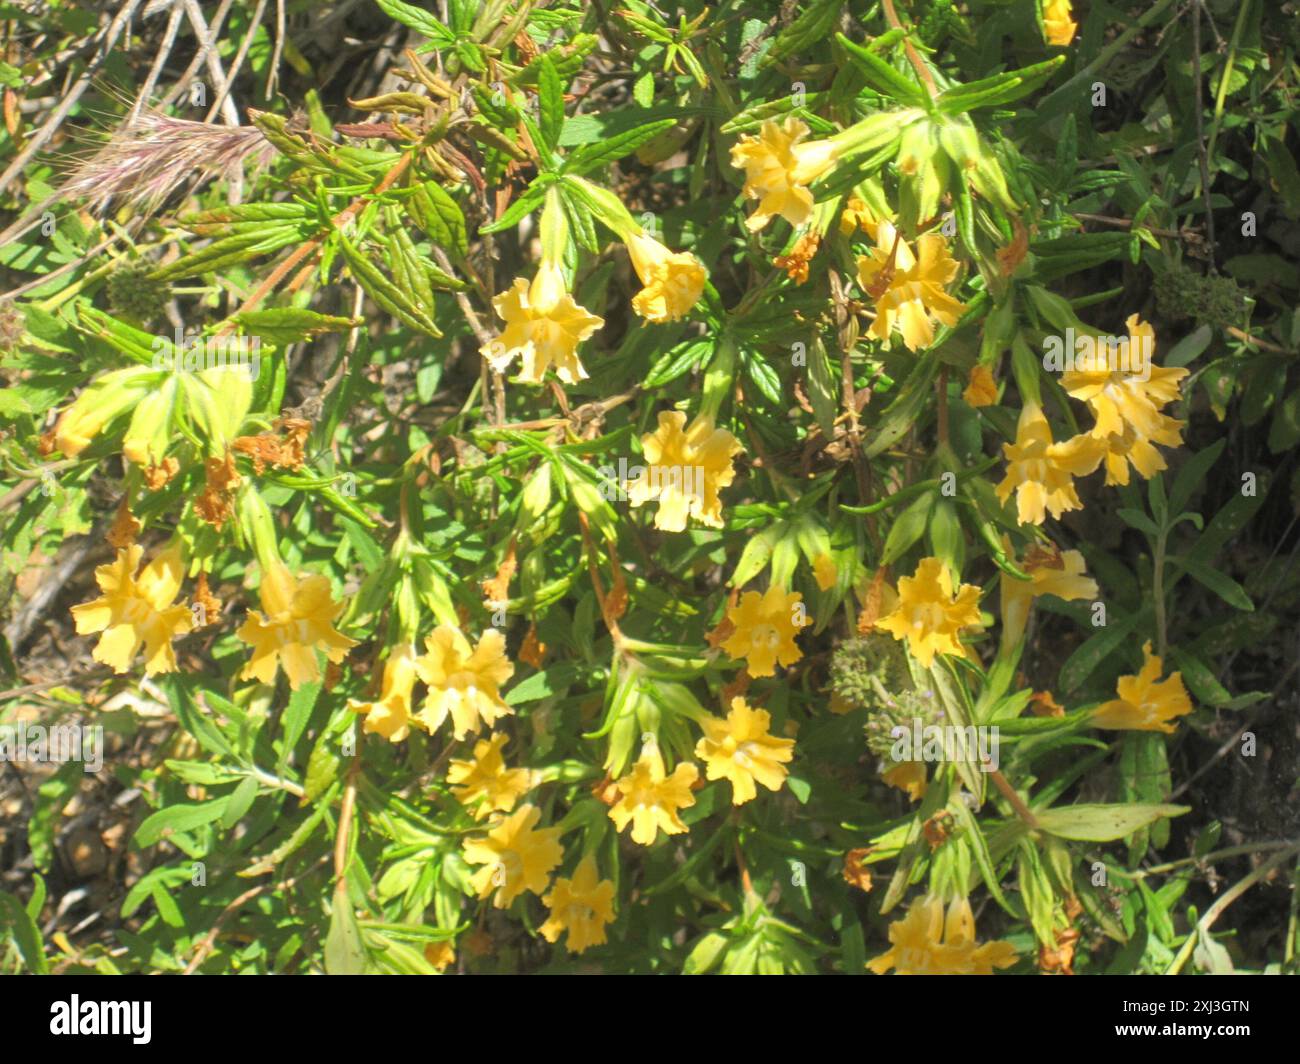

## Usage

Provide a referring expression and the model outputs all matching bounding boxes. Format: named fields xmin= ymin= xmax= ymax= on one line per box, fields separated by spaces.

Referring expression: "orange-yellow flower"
xmin=423 ymin=940 xmax=455 ymax=972
xmin=721 ymin=586 xmax=809 ymax=677
xmin=414 ymin=626 xmax=515 ymax=739
xmin=868 ymin=894 xmax=1018 ymax=975
xmin=729 ymin=117 xmax=841 ymax=232
xmin=70 ymin=544 xmax=192 ymax=675
xmin=348 ymin=643 xmax=419 ymax=742
xmin=1060 ymin=315 xmax=1188 ymax=486
xmin=963 ymin=364 xmax=998 ymax=408
xmin=236 ymin=562 xmax=357 ymax=689
xmin=839 ymin=196 xmax=882 ymax=236
xmin=462 ymin=803 xmax=563 ymax=908
xmin=1000 ymin=540 xmax=1098 ymax=648
xmin=995 ymin=401 xmax=1105 ymax=525
xmin=1043 ymin=0 xmax=1077 ymax=47
xmin=482 ymin=260 xmax=604 ymax=385
xmin=812 ymin=552 xmax=838 ymax=590
xmin=695 ymin=697 xmax=795 ymax=805
xmin=608 ymin=744 xmax=699 ymax=846
xmin=52 ymin=368 xmax=154 ymax=457
xmin=875 ymin=557 xmax=981 ymax=668
xmin=626 ymin=411 xmax=742 ymax=532
xmin=625 ymin=231 xmax=707 ymax=323
xmin=1092 ymin=641 xmax=1193 ymax=733
xmin=882 ymin=761 xmax=928 ymax=802
xmin=856 ymin=222 xmax=967 ymax=352
xmin=447 ymin=732 xmax=535 ymax=819
xmin=540 ymin=856 xmax=616 ymax=954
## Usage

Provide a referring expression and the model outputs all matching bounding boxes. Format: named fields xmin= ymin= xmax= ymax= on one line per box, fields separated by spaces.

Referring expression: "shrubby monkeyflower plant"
xmin=2 ymin=0 xmax=1293 ymax=981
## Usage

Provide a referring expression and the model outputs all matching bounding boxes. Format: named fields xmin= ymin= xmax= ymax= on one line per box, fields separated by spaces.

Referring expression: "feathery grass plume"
xmin=59 ymin=106 xmax=277 ymax=215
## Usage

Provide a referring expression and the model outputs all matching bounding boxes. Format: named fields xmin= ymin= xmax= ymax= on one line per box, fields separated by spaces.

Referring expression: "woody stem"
xmin=988 ymin=767 xmax=1039 ymax=829
xmin=880 ymin=0 xmax=939 ymax=99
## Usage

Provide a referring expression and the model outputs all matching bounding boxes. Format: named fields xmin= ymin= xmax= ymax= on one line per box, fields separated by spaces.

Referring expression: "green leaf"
xmin=375 ymin=0 xmax=454 ymax=44
xmin=834 ymin=33 xmax=926 ymax=105
xmin=221 ymin=776 xmax=260 ymax=830
xmin=937 ymin=56 xmax=1066 ymax=113
xmin=1058 ymin=610 xmax=1144 ymax=694
xmin=408 ymin=181 xmax=468 ymax=256
xmin=0 ymin=891 xmax=48 ymax=973
xmin=537 ymin=56 xmax=565 ymax=152
xmin=1176 ymin=556 xmax=1254 ymax=611
xmin=1035 ymin=802 xmax=1189 ymax=842
xmin=135 ymin=798 xmax=231 ymax=848
xmin=324 ymin=884 xmax=369 ymax=975
xmin=338 ymin=231 xmax=441 ymax=337
xmin=236 ymin=308 xmax=357 ymax=346
xmin=563 ymin=119 xmax=677 ymax=176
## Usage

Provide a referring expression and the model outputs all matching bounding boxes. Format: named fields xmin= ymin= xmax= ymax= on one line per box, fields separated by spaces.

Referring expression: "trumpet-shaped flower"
xmin=995 ymin=402 xmax=1105 ymax=525
xmin=1000 ymin=541 xmax=1099 ymax=648
xmin=482 ymin=260 xmax=604 ymax=385
xmin=348 ymin=644 xmax=420 ymax=742
xmin=868 ymin=895 xmax=1018 ymax=975
xmin=1092 ymin=641 xmax=1193 ymax=733
xmin=624 ymin=231 xmax=706 ymax=323
xmin=856 ymin=222 xmax=967 ymax=352
xmin=540 ymin=856 xmax=616 ymax=954
xmin=236 ymin=562 xmax=357 ymax=689
xmin=1061 ymin=315 xmax=1188 ymax=485
xmin=695 ymin=697 xmax=795 ymax=805
xmin=607 ymin=745 xmax=699 ymax=846
xmin=720 ymin=586 xmax=809 ymax=677
xmin=627 ymin=411 xmax=742 ymax=532
xmin=882 ymin=761 xmax=928 ymax=802
xmin=447 ymin=732 xmax=535 ymax=819
xmin=875 ymin=557 xmax=981 ymax=668
xmin=463 ymin=804 xmax=563 ymax=908
xmin=729 ymin=117 xmax=841 ymax=231
xmin=963 ymin=364 xmax=998 ymax=408
xmin=70 ymin=544 xmax=192 ymax=675
xmin=1043 ymin=0 xmax=1078 ymax=47
xmin=415 ymin=626 xmax=515 ymax=740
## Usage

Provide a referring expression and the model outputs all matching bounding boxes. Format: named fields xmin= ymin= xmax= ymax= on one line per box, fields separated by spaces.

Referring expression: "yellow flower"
xmin=70 ymin=544 xmax=192 ymax=675
xmin=1000 ymin=540 xmax=1099 ymax=648
xmin=695 ymin=697 xmax=795 ymax=805
xmin=1095 ymin=417 xmax=1186 ymax=487
xmin=856 ymin=221 xmax=967 ymax=352
xmin=1093 ymin=641 xmax=1193 ymax=733
xmin=839 ymin=196 xmax=881 ymax=236
xmin=463 ymin=803 xmax=563 ymax=908
xmin=995 ymin=401 xmax=1105 ymax=525
xmin=875 ymin=557 xmax=981 ymax=668
xmin=608 ymin=745 xmax=699 ymax=846
xmin=540 ymin=856 xmax=616 ymax=954
xmin=625 ymin=231 xmax=707 ymax=322
xmin=348 ymin=643 xmax=420 ymax=742
xmin=236 ymin=562 xmax=358 ymax=690
xmin=447 ymin=732 xmax=535 ymax=819
xmin=882 ymin=761 xmax=928 ymax=802
xmin=1060 ymin=315 xmax=1188 ymax=486
xmin=720 ymin=586 xmax=809 ymax=677
xmin=482 ymin=260 xmax=604 ymax=385
xmin=729 ymin=117 xmax=841 ymax=232
xmin=52 ymin=368 xmax=154 ymax=457
xmin=963 ymin=364 xmax=998 ymax=408
xmin=812 ymin=552 xmax=838 ymax=591
xmin=868 ymin=895 xmax=1018 ymax=975
xmin=423 ymin=940 xmax=455 ymax=972
xmin=627 ymin=410 xmax=742 ymax=532
xmin=1043 ymin=0 xmax=1077 ymax=47
xmin=414 ymin=626 xmax=515 ymax=739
